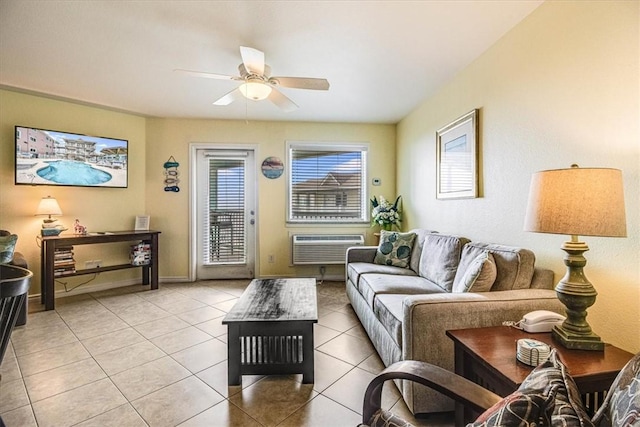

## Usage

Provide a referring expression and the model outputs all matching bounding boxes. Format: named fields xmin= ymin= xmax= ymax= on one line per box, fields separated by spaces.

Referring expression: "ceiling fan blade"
xmin=240 ymin=46 xmax=265 ymax=75
xmin=174 ymin=69 xmax=239 ymax=80
xmin=213 ymin=88 xmax=242 ymax=106
xmin=268 ymin=88 xmax=298 ymax=112
xmin=270 ymin=77 xmax=330 ymax=91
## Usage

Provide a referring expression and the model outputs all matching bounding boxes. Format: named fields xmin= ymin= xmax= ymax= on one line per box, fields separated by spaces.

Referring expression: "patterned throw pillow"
xmin=592 ymin=351 xmax=640 ymax=427
xmin=0 ymin=233 xmax=18 ymax=264
xmin=471 ymin=349 xmax=595 ymax=427
xmin=374 ymin=231 xmax=416 ymax=269
xmin=452 ymin=251 xmax=497 ymax=293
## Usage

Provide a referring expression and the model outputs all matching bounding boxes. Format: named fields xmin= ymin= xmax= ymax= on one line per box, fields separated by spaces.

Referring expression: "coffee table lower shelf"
xmin=226 ymin=321 xmax=315 ymax=385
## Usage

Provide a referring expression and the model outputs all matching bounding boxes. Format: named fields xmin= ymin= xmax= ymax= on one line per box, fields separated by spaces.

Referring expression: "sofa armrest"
xmin=530 ymin=267 xmax=555 ymax=289
xmin=346 ymin=246 xmax=378 ymax=263
xmin=402 ymin=289 xmax=563 ymax=365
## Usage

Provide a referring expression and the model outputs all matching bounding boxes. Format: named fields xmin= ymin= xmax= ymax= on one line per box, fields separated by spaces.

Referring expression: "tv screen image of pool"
xmin=15 ymin=126 xmax=128 ymax=188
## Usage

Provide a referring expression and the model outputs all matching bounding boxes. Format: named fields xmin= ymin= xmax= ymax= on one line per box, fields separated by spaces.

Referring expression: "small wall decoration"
xmin=163 ymin=156 xmax=180 ymax=192
xmin=436 ymin=109 xmax=479 ymax=199
xmin=261 ymin=156 xmax=284 ymax=179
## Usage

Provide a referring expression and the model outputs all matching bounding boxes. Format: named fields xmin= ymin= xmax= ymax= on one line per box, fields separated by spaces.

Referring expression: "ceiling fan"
xmin=175 ymin=46 xmax=330 ymax=112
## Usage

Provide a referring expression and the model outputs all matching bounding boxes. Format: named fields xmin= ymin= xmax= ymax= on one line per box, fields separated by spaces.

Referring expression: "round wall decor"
xmin=261 ymin=156 xmax=284 ymax=179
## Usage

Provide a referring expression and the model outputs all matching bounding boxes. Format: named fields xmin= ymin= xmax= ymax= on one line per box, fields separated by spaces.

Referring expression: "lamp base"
xmin=552 ymin=324 xmax=604 ymax=351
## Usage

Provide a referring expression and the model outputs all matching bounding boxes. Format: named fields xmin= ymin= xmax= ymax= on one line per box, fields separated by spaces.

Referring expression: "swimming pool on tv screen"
xmin=37 ymin=160 xmax=113 ymax=185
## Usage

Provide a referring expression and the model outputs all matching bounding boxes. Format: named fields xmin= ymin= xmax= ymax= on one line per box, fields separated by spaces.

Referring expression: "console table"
xmin=446 ymin=326 xmax=633 ymax=425
xmin=40 ymin=230 xmax=160 ymax=310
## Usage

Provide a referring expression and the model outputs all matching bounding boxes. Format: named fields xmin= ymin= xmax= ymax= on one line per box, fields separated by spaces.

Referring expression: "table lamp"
xmin=524 ymin=165 xmax=627 ymax=351
xmin=35 ymin=196 xmax=64 ymax=235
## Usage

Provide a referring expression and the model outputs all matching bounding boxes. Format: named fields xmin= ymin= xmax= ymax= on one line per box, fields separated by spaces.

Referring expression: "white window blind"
xmin=205 ymin=158 xmax=245 ymax=264
xmin=288 ymin=142 xmax=368 ymax=223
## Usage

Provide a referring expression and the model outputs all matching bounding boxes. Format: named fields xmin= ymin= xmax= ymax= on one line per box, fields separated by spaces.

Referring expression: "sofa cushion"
xmin=373 ymin=294 xmax=406 ymax=347
xmin=348 ymin=262 xmax=417 ymax=292
xmin=408 ymin=229 xmax=437 ymax=273
xmin=452 ymin=252 xmax=497 ymax=293
xmin=460 ymin=242 xmax=536 ymax=291
xmin=358 ymin=274 xmax=445 ymax=309
xmin=374 ymin=231 xmax=416 ymax=268
xmin=418 ymin=233 xmax=469 ymax=292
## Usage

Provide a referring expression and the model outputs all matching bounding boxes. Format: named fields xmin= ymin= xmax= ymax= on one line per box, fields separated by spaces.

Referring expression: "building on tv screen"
xmin=15 ymin=126 xmax=128 ymax=188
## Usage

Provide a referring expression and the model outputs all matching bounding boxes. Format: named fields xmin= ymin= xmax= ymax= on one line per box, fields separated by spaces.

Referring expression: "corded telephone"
xmin=520 ymin=310 xmax=565 ymax=333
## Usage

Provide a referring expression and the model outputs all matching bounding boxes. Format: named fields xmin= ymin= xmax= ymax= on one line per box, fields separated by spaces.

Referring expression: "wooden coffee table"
xmin=446 ymin=326 xmax=633 ymax=424
xmin=222 ymin=278 xmax=317 ymax=385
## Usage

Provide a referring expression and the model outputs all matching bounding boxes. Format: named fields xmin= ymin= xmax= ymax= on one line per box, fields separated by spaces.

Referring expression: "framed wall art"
xmin=436 ymin=109 xmax=479 ymax=199
xmin=261 ymin=156 xmax=284 ymax=179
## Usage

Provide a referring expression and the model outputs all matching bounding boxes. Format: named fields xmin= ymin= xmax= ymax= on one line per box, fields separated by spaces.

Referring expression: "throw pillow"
xmin=591 ymin=351 xmax=640 ymax=427
xmin=471 ymin=386 xmax=557 ymax=426
xmin=471 ymin=349 xmax=595 ymax=427
xmin=374 ymin=231 xmax=416 ymax=269
xmin=0 ymin=233 xmax=18 ymax=264
xmin=452 ymin=251 xmax=497 ymax=293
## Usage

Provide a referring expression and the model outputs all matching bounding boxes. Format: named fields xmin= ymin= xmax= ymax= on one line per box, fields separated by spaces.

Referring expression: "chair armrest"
xmin=346 ymin=246 xmax=378 ymax=263
xmin=362 ymin=360 xmax=501 ymax=424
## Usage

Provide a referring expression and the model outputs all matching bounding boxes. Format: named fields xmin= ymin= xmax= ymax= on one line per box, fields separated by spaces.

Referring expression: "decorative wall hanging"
xmin=163 ymin=156 xmax=180 ymax=192
xmin=261 ymin=156 xmax=284 ymax=179
xmin=436 ymin=109 xmax=479 ymax=199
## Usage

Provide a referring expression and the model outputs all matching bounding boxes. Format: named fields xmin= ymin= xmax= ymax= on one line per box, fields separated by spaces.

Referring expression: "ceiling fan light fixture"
xmin=239 ymin=81 xmax=272 ymax=101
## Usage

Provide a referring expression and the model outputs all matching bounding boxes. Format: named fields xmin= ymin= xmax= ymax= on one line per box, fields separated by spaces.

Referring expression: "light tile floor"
xmin=0 ymin=280 xmax=454 ymax=427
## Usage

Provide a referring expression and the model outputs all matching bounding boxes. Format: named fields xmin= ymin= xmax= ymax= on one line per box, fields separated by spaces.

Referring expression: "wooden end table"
xmin=446 ymin=326 xmax=633 ymax=425
xmin=222 ymin=278 xmax=317 ymax=385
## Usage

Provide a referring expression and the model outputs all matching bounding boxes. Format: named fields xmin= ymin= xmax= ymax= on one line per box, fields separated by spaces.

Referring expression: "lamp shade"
xmin=239 ymin=81 xmax=272 ymax=101
xmin=35 ymin=196 xmax=62 ymax=217
xmin=524 ymin=166 xmax=626 ymax=237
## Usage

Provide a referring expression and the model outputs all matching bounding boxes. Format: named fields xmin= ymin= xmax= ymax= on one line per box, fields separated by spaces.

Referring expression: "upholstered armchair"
xmin=362 ymin=350 xmax=640 ymax=427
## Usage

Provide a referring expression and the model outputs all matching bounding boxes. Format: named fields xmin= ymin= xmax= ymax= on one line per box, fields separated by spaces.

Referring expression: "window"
xmin=287 ymin=142 xmax=368 ymax=223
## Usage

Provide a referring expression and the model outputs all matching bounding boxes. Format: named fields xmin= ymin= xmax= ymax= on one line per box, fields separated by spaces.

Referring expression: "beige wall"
xmin=0 ymin=90 xmax=147 ymax=292
xmin=397 ymin=1 xmax=640 ymax=352
xmin=0 ymin=92 xmax=395 ymax=294
xmin=145 ymin=118 xmax=396 ymax=280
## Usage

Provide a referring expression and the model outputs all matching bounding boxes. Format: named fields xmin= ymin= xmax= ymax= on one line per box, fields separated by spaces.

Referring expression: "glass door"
xmin=195 ymin=148 xmax=256 ymax=279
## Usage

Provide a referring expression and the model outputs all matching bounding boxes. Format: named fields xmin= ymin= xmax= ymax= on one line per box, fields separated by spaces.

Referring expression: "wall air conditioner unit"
xmin=292 ymin=234 xmax=364 ymax=265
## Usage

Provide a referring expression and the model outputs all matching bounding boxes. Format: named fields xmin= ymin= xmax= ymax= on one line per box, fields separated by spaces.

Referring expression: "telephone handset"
xmin=520 ymin=310 xmax=565 ymax=333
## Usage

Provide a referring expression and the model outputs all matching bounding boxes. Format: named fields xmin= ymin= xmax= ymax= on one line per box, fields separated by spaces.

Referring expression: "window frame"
xmin=286 ymin=141 xmax=369 ymax=224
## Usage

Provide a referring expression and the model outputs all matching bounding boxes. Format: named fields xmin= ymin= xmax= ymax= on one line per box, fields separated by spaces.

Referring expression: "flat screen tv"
xmin=15 ymin=126 xmax=128 ymax=188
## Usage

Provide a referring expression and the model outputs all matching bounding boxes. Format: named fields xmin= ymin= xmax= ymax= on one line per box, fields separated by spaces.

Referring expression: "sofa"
xmin=346 ymin=229 xmax=564 ymax=415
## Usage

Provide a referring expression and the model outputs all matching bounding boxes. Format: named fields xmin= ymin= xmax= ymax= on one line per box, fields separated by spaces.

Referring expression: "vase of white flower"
xmin=371 ymin=195 xmax=401 ymax=231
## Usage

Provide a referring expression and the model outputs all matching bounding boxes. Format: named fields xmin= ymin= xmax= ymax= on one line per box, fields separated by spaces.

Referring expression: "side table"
xmin=446 ymin=326 xmax=633 ymax=425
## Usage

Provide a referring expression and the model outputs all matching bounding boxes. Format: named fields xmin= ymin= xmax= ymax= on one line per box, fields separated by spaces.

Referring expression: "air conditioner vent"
xmin=292 ymin=234 xmax=364 ymax=265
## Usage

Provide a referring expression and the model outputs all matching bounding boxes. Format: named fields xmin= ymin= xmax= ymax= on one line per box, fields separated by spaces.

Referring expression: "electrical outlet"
xmin=319 ymin=265 xmax=326 ymax=275
xmin=268 ymin=254 xmax=275 ymax=263
xmin=85 ymin=260 xmax=102 ymax=269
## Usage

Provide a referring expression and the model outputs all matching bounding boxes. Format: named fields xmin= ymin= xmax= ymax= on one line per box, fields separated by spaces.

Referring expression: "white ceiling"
xmin=0 ymin=1 xmax=543 ymax=124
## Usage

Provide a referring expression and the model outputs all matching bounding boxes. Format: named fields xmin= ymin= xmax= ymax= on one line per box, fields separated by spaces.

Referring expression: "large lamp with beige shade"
xmin=524 ymin=165 xmax=627 ymax=351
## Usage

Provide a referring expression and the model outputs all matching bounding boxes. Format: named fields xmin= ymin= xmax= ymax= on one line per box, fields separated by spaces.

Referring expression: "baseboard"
xmin=27 ymin=276 xmax=191 ymax=301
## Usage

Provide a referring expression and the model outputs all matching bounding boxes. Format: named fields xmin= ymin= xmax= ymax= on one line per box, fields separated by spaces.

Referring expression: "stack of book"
xmin=54 ymin=246 xmax=76 ymax=276
xmin=130 ymin=242 xmax=151 ymax=266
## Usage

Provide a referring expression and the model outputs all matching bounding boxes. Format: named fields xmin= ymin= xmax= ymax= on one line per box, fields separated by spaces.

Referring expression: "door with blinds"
xmin=195 ymin=149 xmax=256 ymax=279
